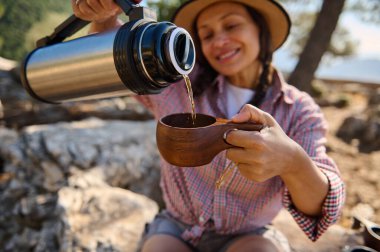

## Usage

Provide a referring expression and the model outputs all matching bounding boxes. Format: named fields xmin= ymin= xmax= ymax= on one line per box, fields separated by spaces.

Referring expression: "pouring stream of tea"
xmin=182 ymin=74 xmax=235 ymax=189
xmin=183 ymin=75 xmax=196 ymax=124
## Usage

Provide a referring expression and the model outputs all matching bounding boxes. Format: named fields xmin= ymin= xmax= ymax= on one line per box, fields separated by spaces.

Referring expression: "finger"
xmin=72 ymin=0 xmax=81 ymax=13
xmin=78 ymin=2 xmax=98 ymax=19
xmin=85 ymin=0 xmax=105 ymax=13
xmin=100 ymin=0 xmax=121 ymax=12
xmin=226 ymin=147 xmax=263 ymax=165
xmin=232 ymin=104 xmax=277 ymax=127
xmin=225 ymin=129 xmax=266 ymax=149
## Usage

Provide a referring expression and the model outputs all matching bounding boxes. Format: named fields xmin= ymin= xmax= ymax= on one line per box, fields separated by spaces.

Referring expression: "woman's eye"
xmin=226 ymin=24 xmax=239 ymax=30
xmin=201 ymin=34 xmax=212 ymax=41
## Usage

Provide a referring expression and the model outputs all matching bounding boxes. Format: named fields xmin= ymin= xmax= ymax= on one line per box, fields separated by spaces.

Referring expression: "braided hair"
xmin=246 ymin=6 xmax=274 ymax=107
xmin=191 ymin=5 xmax=274 ymax=107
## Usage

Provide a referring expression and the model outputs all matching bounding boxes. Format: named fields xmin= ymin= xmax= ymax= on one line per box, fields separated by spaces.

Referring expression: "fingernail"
xmin=223 ymin=128 xmax=237 ymax=142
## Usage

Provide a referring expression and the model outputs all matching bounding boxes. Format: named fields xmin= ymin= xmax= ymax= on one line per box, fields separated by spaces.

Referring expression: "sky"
xmin=340 ymin=13 xmax=380 ymax=59
xmin=273 ymin=11 xmax=380 ymax=84
xmin=274 ymin=9 xmax=380 ymax=65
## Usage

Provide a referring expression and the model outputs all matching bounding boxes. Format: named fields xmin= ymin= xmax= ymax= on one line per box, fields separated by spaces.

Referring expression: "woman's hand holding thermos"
xmin=72 ymin=0 xmax=142 ymax=32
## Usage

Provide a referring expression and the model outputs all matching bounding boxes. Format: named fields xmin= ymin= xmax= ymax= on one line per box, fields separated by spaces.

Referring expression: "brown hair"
xmin=191 ymin=5 xmax=274 ymax=107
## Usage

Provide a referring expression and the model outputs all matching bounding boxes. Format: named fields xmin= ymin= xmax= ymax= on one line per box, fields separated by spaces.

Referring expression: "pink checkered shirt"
xmin=136 ymin=66 xmax=345 ymax=243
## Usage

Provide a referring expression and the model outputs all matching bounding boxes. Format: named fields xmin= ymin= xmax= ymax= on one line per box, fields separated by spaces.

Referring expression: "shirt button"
xmin=199 ymin=216 xmax=205 ymax=223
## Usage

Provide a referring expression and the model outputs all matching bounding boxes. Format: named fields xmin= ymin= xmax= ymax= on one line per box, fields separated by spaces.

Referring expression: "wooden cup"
xmin=156 ymin=113 xmax=264 ymax=167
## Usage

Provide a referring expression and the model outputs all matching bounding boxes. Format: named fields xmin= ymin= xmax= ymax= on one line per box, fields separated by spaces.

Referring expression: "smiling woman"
xmin=196 ymin=3 xmax=262 ymax=88
xmin=71 ymin=1 xmax=345 ymax=252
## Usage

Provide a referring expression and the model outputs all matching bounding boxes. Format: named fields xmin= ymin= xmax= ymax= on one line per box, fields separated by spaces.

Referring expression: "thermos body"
xmin=23 ymin=30 xmax=127 ymax=103
xmin=21 ymin=18 xmax=196 ymax=103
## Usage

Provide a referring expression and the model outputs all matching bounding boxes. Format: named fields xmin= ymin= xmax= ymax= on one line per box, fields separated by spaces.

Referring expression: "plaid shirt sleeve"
xmin=282 ymin=93 xmax=345 ymax=241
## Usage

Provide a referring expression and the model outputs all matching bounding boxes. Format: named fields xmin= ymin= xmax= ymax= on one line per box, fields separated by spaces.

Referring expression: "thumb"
xmin=231 ymin=104 xmax=277 ymax=127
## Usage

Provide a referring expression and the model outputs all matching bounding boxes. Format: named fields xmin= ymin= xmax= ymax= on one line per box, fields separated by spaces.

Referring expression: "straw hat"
xmin=172 ymin=0 xmax=291 ymax=51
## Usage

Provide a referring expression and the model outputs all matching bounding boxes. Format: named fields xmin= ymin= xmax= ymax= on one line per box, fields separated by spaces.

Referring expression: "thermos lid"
xmin=167 ymin=27 xmax=195 ymax=75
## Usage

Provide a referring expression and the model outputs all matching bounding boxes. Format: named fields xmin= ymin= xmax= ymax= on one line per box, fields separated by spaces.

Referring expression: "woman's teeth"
xmin=218 ymin=49 xmax=238 ymax=60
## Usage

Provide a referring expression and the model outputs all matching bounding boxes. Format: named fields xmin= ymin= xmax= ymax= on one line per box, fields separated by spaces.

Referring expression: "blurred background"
xmin=0 ymin=0 xmax=379 ymax=251
xmin=1 ymin=0 xmax=379 ymax=86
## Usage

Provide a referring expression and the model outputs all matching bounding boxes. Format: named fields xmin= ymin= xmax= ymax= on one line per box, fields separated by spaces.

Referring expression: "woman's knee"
xmin=224 ymin=235 xmax=283 ymax=252
xmin=141 ymin=234 xmax=193 ymax=252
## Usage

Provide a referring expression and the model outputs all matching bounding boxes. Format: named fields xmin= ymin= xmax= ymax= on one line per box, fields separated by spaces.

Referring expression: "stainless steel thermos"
xmin=20 ymin=0 xmax=195 ymax=103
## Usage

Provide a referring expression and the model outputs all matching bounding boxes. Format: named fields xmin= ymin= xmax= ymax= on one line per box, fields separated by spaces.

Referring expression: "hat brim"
xmin=172 ymin=0 xmax=291 ymax=51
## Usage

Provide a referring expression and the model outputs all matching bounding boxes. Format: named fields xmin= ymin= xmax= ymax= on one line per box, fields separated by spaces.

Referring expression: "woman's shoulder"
xmin=276 ymin=73 xmax=320 ymax=109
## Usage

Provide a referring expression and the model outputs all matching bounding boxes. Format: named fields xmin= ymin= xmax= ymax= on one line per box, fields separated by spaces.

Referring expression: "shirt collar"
xmin=212 ymin=69 xmax=295 ymax=105
xmin=268 ymin=69 xmax=295 ymax=105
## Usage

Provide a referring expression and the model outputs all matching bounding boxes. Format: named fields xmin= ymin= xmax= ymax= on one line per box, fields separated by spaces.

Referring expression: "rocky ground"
xmin=320 ymin=84 xmax=380 ymax=228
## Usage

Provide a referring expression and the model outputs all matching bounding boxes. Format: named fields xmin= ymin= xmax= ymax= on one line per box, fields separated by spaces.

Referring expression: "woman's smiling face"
xmin=196 ymin=2 xmax=261 ymax=78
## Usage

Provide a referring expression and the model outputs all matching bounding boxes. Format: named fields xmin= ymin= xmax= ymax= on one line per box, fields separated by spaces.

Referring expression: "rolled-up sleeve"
xmin=282 ymin=94 xmax=345 ymax=241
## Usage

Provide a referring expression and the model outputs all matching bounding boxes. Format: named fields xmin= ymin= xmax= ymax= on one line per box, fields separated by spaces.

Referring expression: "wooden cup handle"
xmin=218 ymin=122 xmax=265 ymax=148
xmin=222 ymin=122 xmax=265 ymax=135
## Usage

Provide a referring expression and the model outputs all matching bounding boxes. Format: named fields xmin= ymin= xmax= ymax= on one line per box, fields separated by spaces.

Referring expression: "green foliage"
xmin=291 ymin=11 xmax=357 ymax=58
xmin=147 ymin=0 xmax=356 ymax=59
xmin=147 ymin=0 xmax=187 ymax=21
xmin=44 ymin=0 xmax=72 ymax=13
xmin=0 ymin=0 xmax=72 ymax=61
xmin=280 ymin=0 xmax=379 ymax=58
xmin=0 ymin=0 xmax=45 ymax=60
xmin=0 ymin=3 xmax=4 ymax=18
xmin=281 ymin=0 xmax=380 ymax=23
xmin=328 ymin=27 xmax=357 ymax=57
xmin=279 ymin=1 xmax=357 ymax=59
xmin=348 ymin=0 xmax=380 ymax=23
xmin=0 ymin=0 xmax=376 ymax=62
xmin=24 ymin=12 xmax=89 ymax=53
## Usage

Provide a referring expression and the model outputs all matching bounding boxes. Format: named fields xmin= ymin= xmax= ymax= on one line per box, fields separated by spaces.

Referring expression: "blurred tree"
xmin=0 ymin=3 xmax=4 ymax=51
xmin=287 ymin=0 xmax=346 ymax=93
xmin=146 ymin=0 xmax=354 ymax=94
xmin=284 ymin=10 xmax=357 ymax=59
xmin=0 ymin=0 xmax=45 ymax=60
xmin=0 ymin=0 xmax=71 ymax=61
xmin=0 ymin=3 xmax=4 ymax=17
xmin=349 ymin=0 xmax=380 ymax=23
xmin=146 ymin=0 xmax=380 ymax=94
xmin=283 ymin=0 xmax=380 ymax=93
xmin=24 ymin=12 xmax=78 ymax=53
xmin=147 ymin=0 xmax=187 ymax=21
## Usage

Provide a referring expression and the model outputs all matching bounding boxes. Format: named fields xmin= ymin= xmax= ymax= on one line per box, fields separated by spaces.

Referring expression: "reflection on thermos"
xmin=20 ymin=0 xmax=195 ymax=103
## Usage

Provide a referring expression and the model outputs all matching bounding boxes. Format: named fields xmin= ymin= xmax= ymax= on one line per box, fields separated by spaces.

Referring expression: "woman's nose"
xmin=212 ymin=32 xmax=230 ymax=47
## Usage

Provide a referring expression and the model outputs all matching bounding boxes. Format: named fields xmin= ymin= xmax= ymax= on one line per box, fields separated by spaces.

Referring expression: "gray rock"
xmin=337 ymin=115 xmax=367 ymax=143
xmin=0 ymin=57 xmax=17 ymax=71
xmin=0 ymin=118 xmax=162 ymax=251
xmin=368 ymin=89 xmax=380 ymax=106
xmin=273 ymin=210 xmax=364 ymax=252
xmin=336 ymin=88 xmax=380 ymax=152
xmin=59 ymin=186 xmax=158 ymax=252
